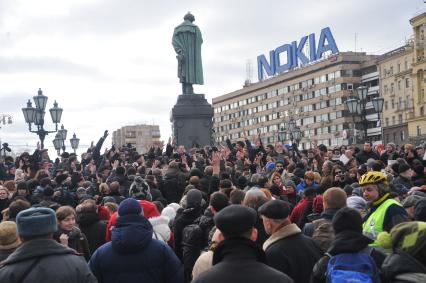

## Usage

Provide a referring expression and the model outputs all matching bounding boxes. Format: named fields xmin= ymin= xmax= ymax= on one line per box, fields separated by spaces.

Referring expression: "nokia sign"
xmin=257 ymin=27 xmax=339 ymax=81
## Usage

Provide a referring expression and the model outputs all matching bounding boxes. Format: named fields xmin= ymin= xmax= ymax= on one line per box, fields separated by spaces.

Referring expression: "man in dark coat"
xmin=0 ymin=207 xmax=96 ymax=283
xmin=192 ymin=205 xmax=293 ymax=283
xmin=259 ymin=200 xmax=322 ymax=283
xmin=89 ymin=198 xmax=183 ymax=283
xmin=77 ymin=199 xmax=107 ymax=254
xmin=356 ymin=142 xmax=380 ymax=165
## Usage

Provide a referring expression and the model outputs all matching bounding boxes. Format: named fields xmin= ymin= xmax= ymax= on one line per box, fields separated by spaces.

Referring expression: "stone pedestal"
xmin=171 ymin=94 xmax=213 ymax=149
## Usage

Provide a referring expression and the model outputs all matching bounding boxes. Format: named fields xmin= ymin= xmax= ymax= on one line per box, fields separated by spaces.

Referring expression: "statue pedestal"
xmin=171 ymin=94 xmax=214 ymax=149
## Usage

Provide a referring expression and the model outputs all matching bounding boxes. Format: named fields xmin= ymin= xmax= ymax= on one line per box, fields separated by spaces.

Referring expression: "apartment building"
xmin=112 ymin=124 xmax=161 ymax=153
xmin=378 ymin=44 xmax=414 ymax=145
xmin=212 ymin=52 xmax=380 ymax=149
xmin=408 ymin=12 xmax=426 ymax=143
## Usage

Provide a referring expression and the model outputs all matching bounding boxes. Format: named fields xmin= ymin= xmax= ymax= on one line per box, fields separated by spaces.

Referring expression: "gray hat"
xmin=186 ymin=189 xmax=203 ymax=208
xmin=16 ymin=207 xmax=57 ymax=237
xmin=346 ymin=196 xmax=367 ymax=211
xmin=284 ymin=179 xmax=296 ymax=188
xmin=401 ymin=195 xmax=423 ymax=208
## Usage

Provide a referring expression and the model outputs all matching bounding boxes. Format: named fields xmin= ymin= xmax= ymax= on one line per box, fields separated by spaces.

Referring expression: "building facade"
xmin=408 ymin=12 xmax=426 ymax=143
xmin=212 ymin=52 xmax=382 ymax=149
xmin=378 ymin=44 xmax=414 ymax=145
xmin=112 ymin=124 xmax=161 ymax=153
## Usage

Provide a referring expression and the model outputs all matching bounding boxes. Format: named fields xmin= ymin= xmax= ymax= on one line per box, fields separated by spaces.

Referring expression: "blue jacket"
xmin=89 ymin=214 xmax=183 ymax=283
xmin=296 ymin=181 xmax=319 ymax=194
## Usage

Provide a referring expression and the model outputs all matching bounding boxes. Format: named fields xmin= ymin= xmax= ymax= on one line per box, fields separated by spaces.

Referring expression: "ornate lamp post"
xmin=52 ymin=133 xmax=64 ymax=156
xmin=277 ymin=117 xmax=301 ymax=148
xmin=70 ymin=133 xmax=80 ymax=154
xmin=58 ymin=124 xmax=68 ymax=153
xmin=346 ymin=86 xmax=384 ymax=144
xmin=22 ymin=88 xmax=63 ymax=149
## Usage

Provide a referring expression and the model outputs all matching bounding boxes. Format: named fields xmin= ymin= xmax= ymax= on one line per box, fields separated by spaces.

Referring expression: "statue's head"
xmin=184 ymin=12 xmax=195 ymax=22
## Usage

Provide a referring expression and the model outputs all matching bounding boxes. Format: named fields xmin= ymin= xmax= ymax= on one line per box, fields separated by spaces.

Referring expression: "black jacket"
xmin=381 ymin=250 xmax=426 ymax=283
xmin=162 ymin=169 xmax=186 ymax=204
xmin=173 ymin=206 xmax=202 ymax=260
xmin=356 ymin=150 xmax=380 ymax=165
xmin=192 ymin=237 xmax=293 ymax=283
xmin=312 ymin=231 xmax=386 ymax=283
xmin=0 ymin=239 xmax=96 ymax=283
xmin=263 ymin=223 xmax=322 ymax=283
xmin=53 ymin=226 xmax=91 ymax=261
xmin=77 ymin=211 xmax=107 ymax=255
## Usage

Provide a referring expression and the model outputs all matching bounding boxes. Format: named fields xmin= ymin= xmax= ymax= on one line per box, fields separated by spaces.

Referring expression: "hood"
xmin=263 ymin=223 xmax=301 ymax=251
xmin=111 ymin=214 xmax=153 ymax=253
xmin=328 ymin=230 xmax=372 ymax=255
xmin=149 ymin=216 xmax=171 ymax=242
xmin=77 ymin=212 xmax=101 ymax=227
xmin=382 ymin=251 xmax=426 ymax=279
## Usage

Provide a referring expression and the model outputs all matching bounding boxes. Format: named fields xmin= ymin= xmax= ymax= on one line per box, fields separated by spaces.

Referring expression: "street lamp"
xmin=345 ymin=86 xmax=383 ymax=144
xmin=277 ymin=118 xmax=301 ymax=148
xmin=22 ymin=88 xmax=63 ymax=149
xmin=70 ymin=133 xmax=80 ymax=154
xmin=52 ymin=133 xmax=64 ymax=156
xmin=58 ymin=124 xmax=67 ymax=153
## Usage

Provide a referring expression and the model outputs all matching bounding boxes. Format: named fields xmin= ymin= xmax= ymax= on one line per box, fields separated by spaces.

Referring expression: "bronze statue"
xmin=172 ymin=12 xmax=204 ymax=94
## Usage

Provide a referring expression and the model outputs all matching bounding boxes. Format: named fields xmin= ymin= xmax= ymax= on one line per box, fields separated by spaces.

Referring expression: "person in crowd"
xmin=392 ymin=163 xmax=414 ymax=191
xmin=0 ymin=207 xmax=96 ymax=282
xmin=89 ymin=198 xmax=183 ymax=283
xmin=380 ymin=221 xmax=426 ymax=282
xmin=54 ymin=205 xmax=91 ymax=260
xmin=296 ymin=171 xmax=318 ymax=193
xmin=192 ymin=205 xmax=293 ymax=283
xmin=356 ymin=142 xmax=380 ymax=165
xmin=242 ymin=189 xmax=269 ymax=246
xmin=76 ymin=199 xmax=107 ymax=254
xmin=360 ymin=171 xmax=409 ymax=247
xmin=192 ymin=229 xmax=222 ymax=280
xmin=312 ymin=207 xmax=385 ymax=283
xmin=259 ymin=199 xmax=322 ymax=283
xmin=290 ymin=187 xmax=316 ymax=227
xmin=303 ymin=187 xmax=347 ymax=252
xmin=0 ymin=221 xmax=21 ymax=261
xmin=0 ymin=186 xmax=10 ymax=221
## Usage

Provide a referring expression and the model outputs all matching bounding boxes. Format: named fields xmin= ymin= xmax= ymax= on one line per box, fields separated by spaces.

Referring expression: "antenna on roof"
xmin=244 ymin=59 xmax=253 ymax=87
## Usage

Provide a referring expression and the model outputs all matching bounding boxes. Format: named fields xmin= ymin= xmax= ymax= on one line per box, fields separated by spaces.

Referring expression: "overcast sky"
xmin=0 ymin=0 xmax=424 ymax=156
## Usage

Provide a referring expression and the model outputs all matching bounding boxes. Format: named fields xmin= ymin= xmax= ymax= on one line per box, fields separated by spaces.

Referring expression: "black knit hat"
xmin=332 ymin=207 xmax=363 ymax=234
xmin=398 ymin=163 xmax=411 ymax=174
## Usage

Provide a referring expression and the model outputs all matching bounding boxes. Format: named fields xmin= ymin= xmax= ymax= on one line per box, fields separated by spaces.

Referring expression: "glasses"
xmin=335 ymin=171 xmax=342 ymax=175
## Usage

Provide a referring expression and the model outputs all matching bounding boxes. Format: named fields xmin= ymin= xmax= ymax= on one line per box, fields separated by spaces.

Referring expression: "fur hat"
xmin=129 ymin=176 xmax=152 ymax=201
xmin=0 ymin=221 xmax=21 ymax=250
xmin=16 ymin=207 xmax=57 ymax=237
xmin=161 ymin=207 xmax=177 ymax=222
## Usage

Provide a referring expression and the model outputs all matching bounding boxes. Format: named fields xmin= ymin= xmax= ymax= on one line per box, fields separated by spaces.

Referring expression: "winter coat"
xmin=53 ymin=226 xmax=91 ymax=261
xmin=192 ymin=250 xmax=213 ymax=280
xmin=381 ymin=250 xmax=426 ymax=283
xmin=312 ymin=231 xmax=386 ymax=283
xmin=162 ymin=169 xmax=186 ymax=204
xmin=89 ymin=214 xmax=183 ymax=283
xmin=392 ymin=176 xmax=413 ymax=191
xmin=149 ymin=215 xmax=172 ymax=242
xmin=290 ymin=197 xmax=314 ymax=225
xmin=173 ymin=206 xmax=202 ymax=260
xmin=263 ymin=223 xmax=322 ymax=283
xmin=0 ymin=198 xmax=10 ymax=222
xmin=77 ymin=211 xmax=107 ymax=254
xmin=303 ymin=208 xmax=339 ymax=237
xmin=412 ymin=173 xmax=426 ymax=187
xmin=296 ymin=181 xmax=319 ymax=193
xmin=192 ymin=237 xmax=293 ymax=283
xmin=0 ymin=238 xmax=96 ymax=283
xmin=0 ymin=248 xmax=17 ymax=262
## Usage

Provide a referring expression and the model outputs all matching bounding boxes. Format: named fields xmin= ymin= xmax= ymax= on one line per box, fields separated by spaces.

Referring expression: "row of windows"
xmin=214 ymin=69 xmax=361 ymax=113
xmin=214 ymin=97 xmax=343 ymax=123
xmin=383 ymin=78 xmax=410 ymax=94
xmin=216 ymin=111 xmax=344 ymax=132
xmin=381 ymin=60 xmax=412 ymax=78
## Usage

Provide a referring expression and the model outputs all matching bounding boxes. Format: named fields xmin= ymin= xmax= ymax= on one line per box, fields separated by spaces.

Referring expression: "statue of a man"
xmin=172 ymin=12 xmax=204 ymax=95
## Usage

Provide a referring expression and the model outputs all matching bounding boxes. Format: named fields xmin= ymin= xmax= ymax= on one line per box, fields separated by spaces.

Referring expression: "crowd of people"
xmin=0 ymin=129 xmax=425 ymax=283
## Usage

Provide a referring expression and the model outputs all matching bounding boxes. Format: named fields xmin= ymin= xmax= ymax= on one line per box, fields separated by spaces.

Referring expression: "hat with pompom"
xmin=377 ymin=221 xmax=426 ymax=257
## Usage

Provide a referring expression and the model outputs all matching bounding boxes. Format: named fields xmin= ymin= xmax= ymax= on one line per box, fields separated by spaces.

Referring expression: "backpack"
xmin=326 ymin=250 xmax=378 ymax=283
xmin=312 ymin=218 xmax=334 ymax=253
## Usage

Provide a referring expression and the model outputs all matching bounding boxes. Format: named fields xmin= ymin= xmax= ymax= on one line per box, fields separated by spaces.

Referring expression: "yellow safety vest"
xmin=362 ymin=198 xmax=401 ymax=247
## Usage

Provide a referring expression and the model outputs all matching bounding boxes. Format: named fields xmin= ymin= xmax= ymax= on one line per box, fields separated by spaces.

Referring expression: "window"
xmin=385 ymin=101 xmax=388 ymax=110
xmin=390 ymin=83 xmax=394 ymax=93
xmin=314 ymin=77 xmax=320 ymax=84
xmin=320 ymin=75 xmax=327 ymax=83
xmin=421 ymin=106 xmax=424 ymax=116
xmin=405 ymin=78 xmax=410 ymax=88
xmin=398 ymin=81 xmax=401 ymax=90
xmin=398 ymin=114 xmax=403 ymax=124
xmin=391 ymin=99 xmax=395 ymax=109
xmin=400 ymin=131 xmax=405 ymax=141
xmin=385 ymin=117 xmax=389 ymax=126
xmin=392 ymin=116 xmax=395 ymax=125
xmin=397 ymin=63 xmax=400 ymax=73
